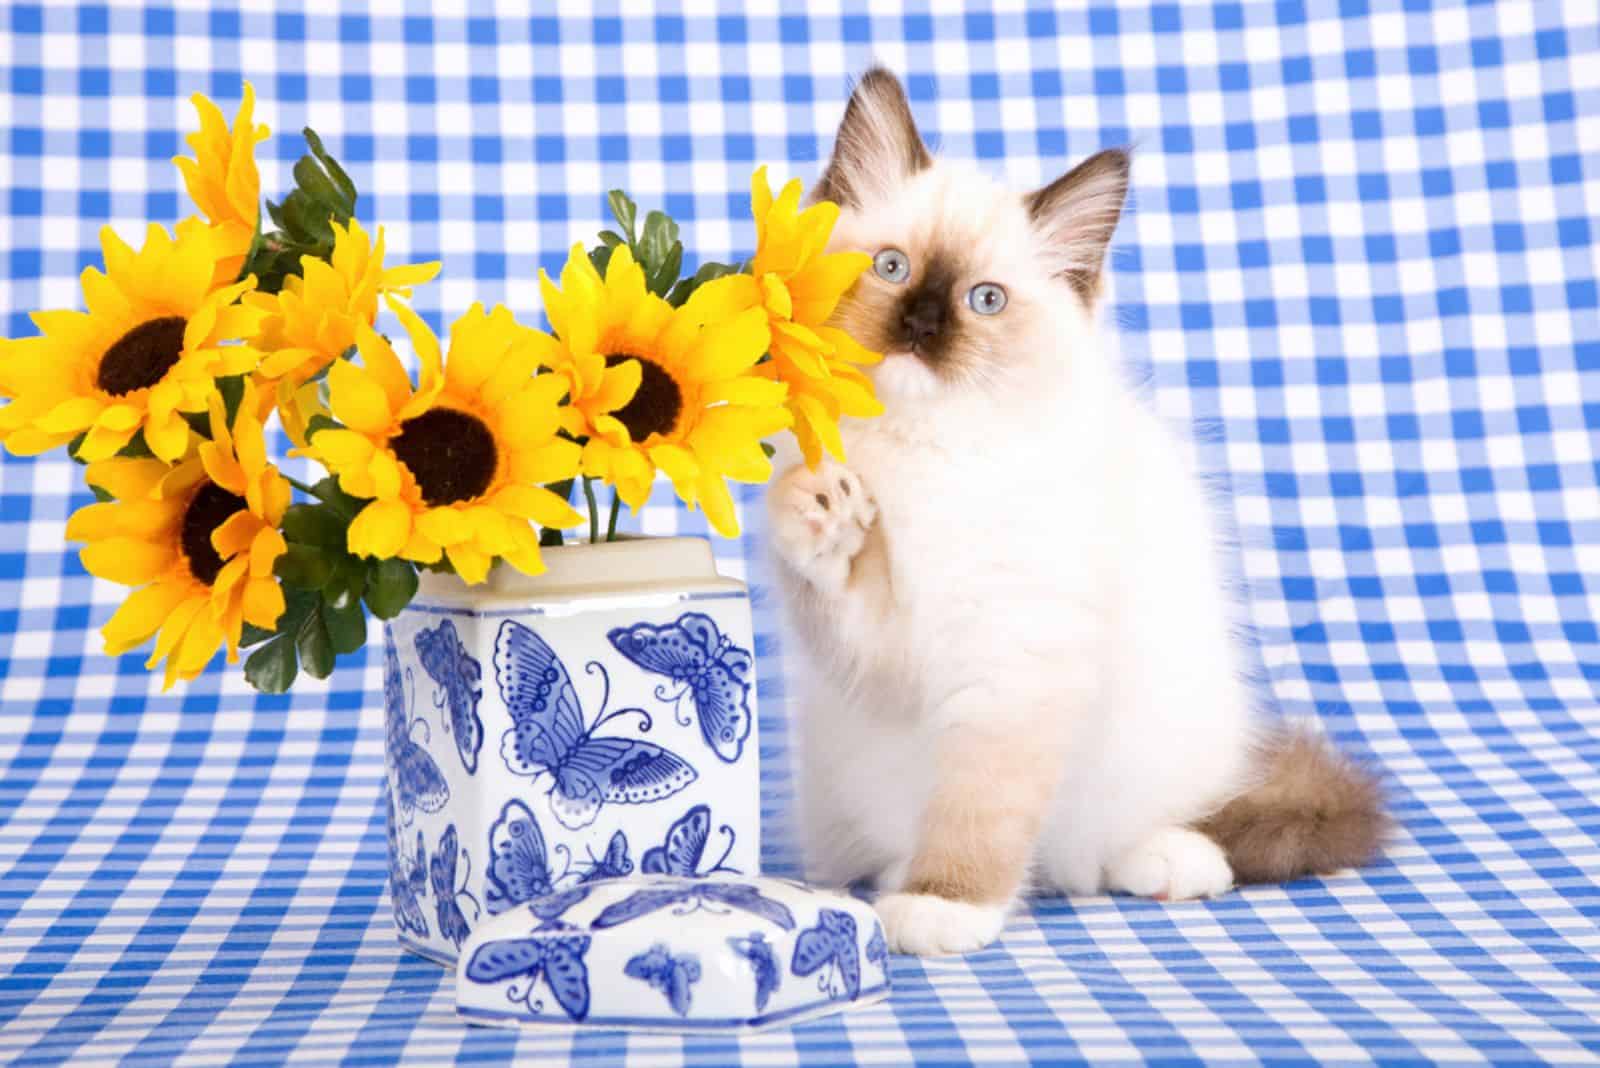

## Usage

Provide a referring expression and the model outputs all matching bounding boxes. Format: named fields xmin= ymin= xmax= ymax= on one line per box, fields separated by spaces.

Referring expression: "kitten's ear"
xmin=1026 ymin=148 xmax=1131 ymax=301
xmin=814 ymin=68 xmax=931 ymax=207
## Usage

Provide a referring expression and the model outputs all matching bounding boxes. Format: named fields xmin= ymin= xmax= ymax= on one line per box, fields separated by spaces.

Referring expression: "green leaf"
xmin=281 ymin=503 xmax=347 ymax=549
xmin=540 ymin=527 xmax=565 ymax=547
xmin=245 ymin=128 xmax=361 ymax=295
xmin=303 ymin=412 xmax=342 ymax=442
xmin=240 ymin=621 xmax=277 ymax=648
xmin=304 ymin=127 xmax=358 ymax=207
xmin=637 ymin=210 xmax=678 ymax=273
xmin=606 ymin=190 xmax=637 ymax=244
xmin=181 ymin=409 xmax=212 ymax=439
xmin=293 ymin=155 xmax=345 ymax=214
xmin=244 ymin=635 xmax=298 ymax=693
xmin=264 ymin=197 xmax=289 ymax=232
xmin=647 ymin=242 xmax=684 ymax=298
xmin=364 ymin=558 xmax=419 ymax=620
xmin=217 ymin=375 xmax=246 ymax=425
xmin=760 ymin=440 xmax=777 ymax=459
xmin=309 ymin=476 xmax=365 ymax=521
xmin=295 ymin=610 xmax=335 ymax=679
xmin=283 ymin=192 xmax=333 ymax=246
xmin=330 ymin=555 xmax=368 ymax=605
xmin=280 ymin=509 xmax=343 ymax=553
xmin=597 ymin=230 xmax=625 ymax=248
xmin=324 ymin=592 xmax=368 ymax=655
xmin=111 ymin=429 xmax=156 ymax=458
xmin=275 ymin=543 xmax=336 ymax=590
xmin=588 ymin=244 xmax=615 ymax=276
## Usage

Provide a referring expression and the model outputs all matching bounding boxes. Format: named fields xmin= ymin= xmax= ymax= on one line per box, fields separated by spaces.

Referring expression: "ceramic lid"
xmin=455 ymin=875 xmax=891 ymax=1032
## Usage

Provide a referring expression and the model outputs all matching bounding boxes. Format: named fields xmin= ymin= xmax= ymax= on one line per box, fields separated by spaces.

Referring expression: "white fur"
xmin=767 ymin=159 xmax=1261 ymax=942
xmin=1105 ymin=827 xmax=1234 ymax=901
xmin=874 ymin=893 xmax=1008 ymax=957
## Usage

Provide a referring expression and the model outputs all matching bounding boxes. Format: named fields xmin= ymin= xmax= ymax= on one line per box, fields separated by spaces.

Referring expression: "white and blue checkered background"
xmin=2 ymin=3 xmax=1598 ymax=1064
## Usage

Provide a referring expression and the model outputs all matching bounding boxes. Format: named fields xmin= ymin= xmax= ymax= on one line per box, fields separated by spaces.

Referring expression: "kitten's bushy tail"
xmin=1196 ymin=724 xmax=1390 ymax=884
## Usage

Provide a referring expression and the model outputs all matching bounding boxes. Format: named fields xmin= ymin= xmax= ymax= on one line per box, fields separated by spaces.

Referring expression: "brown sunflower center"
xmin=181 ymin=482 xmax=247 ymax=586
xmin=97 ymin=316 xmax=187 ymax=396
xmin=604 ymin=354 xmax=682 ymax=440
xmin=389 ymin=408 xmax=498 ymax=506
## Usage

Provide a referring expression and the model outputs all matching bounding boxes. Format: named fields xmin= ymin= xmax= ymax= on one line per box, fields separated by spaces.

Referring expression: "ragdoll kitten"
xmin=766 ymin=69 xmax=1388 ymax=956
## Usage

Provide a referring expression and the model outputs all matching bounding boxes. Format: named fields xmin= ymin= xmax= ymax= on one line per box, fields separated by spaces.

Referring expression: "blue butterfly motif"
xmin=384 ymin=791 xmax=428 ymax=939
xmin=416 ymin=619 xmax=483 ymax=775
xmin=464 ymin=929 xmax=592 ymax=1022
xmin=607 ymin=612 xmax=754 ymax=764
xmin=384 ymin=633 xmax=449 ymax=824
xmin=485 ymin=799 xmax=561 ymax=915
xmin=727 ymin=931 xmax=781 ymax=1013
xmin=791 ymin=909 xmax=861 ymax=1001
xmin=430 ymin=823 xmax=481 ymax=949
xmin=866 ymin=920 xmax=888 ymax=971
xmin=577 ymin=831 xmax=634 ymax=884
xmin=495 ymin=620 xmax=697 ymax=829
xmin=641 ymin=804 xmax=740 ymax=877
xmin=593 ymin=880 xmax=796 ymax=931
xmin=625 ymin=943 xmax=702 ymax=1017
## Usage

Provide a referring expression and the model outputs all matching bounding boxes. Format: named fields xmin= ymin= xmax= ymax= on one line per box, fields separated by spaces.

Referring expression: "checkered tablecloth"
xmin=3 ymin=3 xmax=1598 ymax=1064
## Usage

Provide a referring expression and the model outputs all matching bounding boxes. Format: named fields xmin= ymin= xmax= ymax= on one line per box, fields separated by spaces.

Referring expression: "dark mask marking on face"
xmin=894 ymin=254 xmax=961 ymax=370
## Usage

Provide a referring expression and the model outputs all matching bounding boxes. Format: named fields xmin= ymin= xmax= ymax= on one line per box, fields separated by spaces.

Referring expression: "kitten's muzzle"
xmin=899 ymin=292 xmax=946 ymax=352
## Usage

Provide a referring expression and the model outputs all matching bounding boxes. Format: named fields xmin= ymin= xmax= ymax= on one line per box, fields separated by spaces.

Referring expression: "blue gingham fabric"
xmin=3 ymin=3 xmax=1598 ymax=1064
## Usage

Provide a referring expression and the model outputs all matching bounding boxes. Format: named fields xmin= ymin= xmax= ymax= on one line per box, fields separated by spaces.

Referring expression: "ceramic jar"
xmin=380 ymin=537 xmax=761 ymax=965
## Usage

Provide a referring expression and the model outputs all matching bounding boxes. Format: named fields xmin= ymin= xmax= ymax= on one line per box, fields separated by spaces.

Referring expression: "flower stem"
xmin=606 ymin=491 xmax=622 ymax=542
xmin=284 ymin=475 xmax=320 ymax=497
xmin=582 ymin=477 xmax=600 ymax=545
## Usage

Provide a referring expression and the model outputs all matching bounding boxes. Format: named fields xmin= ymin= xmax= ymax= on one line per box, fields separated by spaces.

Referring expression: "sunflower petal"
xmin=689 ymin=306 xmax=771 ymax=382
xmin=101 ymin=580 xmax=191 ymax=656
xmin=210 ymin=511 xmax=260 ymax=560
xmin=81 ymin=537 xmax=179 ymax=586
xmin=695 ymin=471 xmax=740 ymax=538
xmin=329 ymin=348 xmax=397 ymax=434
xmin=241 ymin=576 xmax=286 ymax=630
xmin=446 ymin=545 xmax=492 ymax=586
xmin=348 ymin=498 xmax=412 ymax=559
xmin=680 ymin=272 xmax=762 ymax=327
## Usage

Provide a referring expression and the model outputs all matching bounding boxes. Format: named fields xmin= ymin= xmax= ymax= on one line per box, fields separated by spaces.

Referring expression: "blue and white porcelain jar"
xmin=380 ymin=537 xmax=761 ymax=966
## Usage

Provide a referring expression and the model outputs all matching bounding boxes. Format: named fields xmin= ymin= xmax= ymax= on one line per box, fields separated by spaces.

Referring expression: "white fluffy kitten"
xmin=766 ymin=70 xmax=1386 ymax=956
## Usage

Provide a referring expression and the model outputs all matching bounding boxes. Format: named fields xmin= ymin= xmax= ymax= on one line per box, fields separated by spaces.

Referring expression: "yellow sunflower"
xmin=307 ymin=297 xmax=583 ymax=582
xmin=530 ymin=243 xmax=791 ymax=536
xmin=683 ymin=166 xmax=883 ymax=467
xmin=66 ymin=381 xmax=290 ymax=689
xmin=246 ymin=217 xmax=440 ymax=443
xmin=0 ymin=222 xmax=263 ymax=462
xmin=173 ymin=82 xmax=268 ymax=285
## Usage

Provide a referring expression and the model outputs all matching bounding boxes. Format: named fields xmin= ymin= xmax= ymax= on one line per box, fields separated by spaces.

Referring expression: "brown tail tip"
xmin=1196 ymin=723 xmax=1391 ymax=885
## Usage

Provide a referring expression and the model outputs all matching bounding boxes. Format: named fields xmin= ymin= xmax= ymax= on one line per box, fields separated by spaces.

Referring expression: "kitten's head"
xmin=817 ymin=69 xmax=1130 ymax=402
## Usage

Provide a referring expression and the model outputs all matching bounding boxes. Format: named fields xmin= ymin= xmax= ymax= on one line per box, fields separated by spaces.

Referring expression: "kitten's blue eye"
xmin=873 ymin=248 xmax=910 ymax=284
xmin=968 ymin=283 xmax=1007 ymax=315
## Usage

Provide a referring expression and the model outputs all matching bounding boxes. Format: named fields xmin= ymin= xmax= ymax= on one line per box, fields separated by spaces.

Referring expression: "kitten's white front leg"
xmin=767 ymin=460 xmax=878 ymax=596
xmin=877 ymin=698 xmax=1071 ymax=956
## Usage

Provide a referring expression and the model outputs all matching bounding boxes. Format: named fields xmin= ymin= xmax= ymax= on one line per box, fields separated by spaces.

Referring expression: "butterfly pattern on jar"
xmin=380 ymin=601 xmax=760 ymax=967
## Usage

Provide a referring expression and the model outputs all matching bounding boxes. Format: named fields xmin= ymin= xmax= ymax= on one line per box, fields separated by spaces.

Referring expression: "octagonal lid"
xmin=455 ymin=875 xmax=891 ymax=1032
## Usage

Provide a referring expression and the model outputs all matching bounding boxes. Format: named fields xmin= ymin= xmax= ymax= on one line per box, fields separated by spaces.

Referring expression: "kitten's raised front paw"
xmin=876 ymin=893 xmax=1006 ymax=956
xmin=1105 ymin=827 xmax=1234 ymax=902
xmin=767 ymin=461 xmax=877 ymax=594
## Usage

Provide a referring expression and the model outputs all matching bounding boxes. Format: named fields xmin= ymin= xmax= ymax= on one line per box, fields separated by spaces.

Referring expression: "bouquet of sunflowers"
xmin=0 ymin=85 xmax=882 ymax=694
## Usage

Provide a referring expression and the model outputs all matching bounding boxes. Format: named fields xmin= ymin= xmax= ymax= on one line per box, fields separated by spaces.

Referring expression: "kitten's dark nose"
xmin=900 ymin=294 xmax=944 ymax=349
